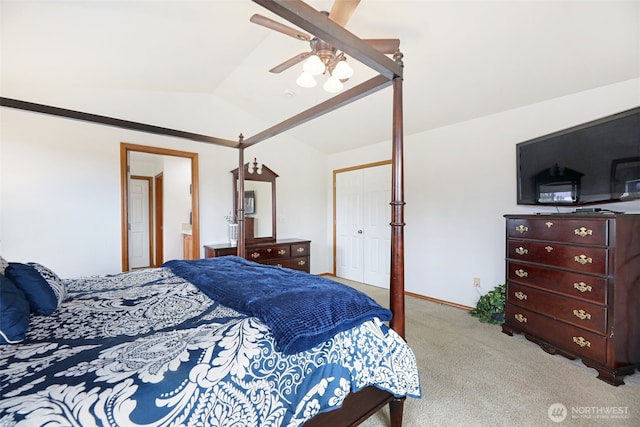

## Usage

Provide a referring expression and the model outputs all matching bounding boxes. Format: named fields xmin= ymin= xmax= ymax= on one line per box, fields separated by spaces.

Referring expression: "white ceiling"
xmin=1 ymin=0 xmax=639 ymax=154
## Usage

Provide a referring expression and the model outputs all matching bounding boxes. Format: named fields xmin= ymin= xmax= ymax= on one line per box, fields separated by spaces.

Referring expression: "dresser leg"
xmin=582 ymin=359 xmax=636 ymax=386
xmin=501 ymin=324 xmax=515 ymax=336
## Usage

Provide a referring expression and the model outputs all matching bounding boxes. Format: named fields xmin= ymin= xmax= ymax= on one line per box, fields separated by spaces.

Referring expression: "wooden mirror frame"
xmin=232 ymin=160 xmax=278 ymax=244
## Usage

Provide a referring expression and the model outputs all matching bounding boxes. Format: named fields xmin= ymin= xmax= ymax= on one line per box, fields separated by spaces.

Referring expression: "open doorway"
xmin=120 ymin=143 xmax=199 ymax=271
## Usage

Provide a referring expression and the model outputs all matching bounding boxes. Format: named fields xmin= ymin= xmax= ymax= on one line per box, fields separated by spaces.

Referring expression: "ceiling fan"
xmin=250 ymin=0 xmax=399 ymax=92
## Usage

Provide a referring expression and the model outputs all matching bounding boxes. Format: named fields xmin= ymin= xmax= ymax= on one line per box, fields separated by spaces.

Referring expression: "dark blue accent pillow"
xmin=5 ymin=263 xmax=60 ymax=315
xmin=0 ymin=274 xmax=30 ymax=344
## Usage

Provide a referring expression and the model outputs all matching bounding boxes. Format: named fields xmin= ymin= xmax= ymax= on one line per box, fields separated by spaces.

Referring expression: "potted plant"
xmin=470 ymin=284 xmax=506 ymax=324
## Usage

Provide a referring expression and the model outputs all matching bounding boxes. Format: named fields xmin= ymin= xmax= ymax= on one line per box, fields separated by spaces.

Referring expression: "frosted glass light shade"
xmin=332 ymin=60 xmax=353 ymax=79
xmin=296 ymin=71 xmax=317 ymax=88
xmin=303 ymin=55 xmax=325 ymax=76
xmin=323 ymin=75 xmax=343 ymax=93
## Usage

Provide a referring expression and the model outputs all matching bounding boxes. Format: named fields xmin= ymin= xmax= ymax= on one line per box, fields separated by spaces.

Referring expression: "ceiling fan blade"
xmin=250 ymin=14 xmax=311 ymax=41
xmin=363 ymin=38 xmax=400 ymax=54
xmin=329 ymin=0 xmax=361 ymax=27
xmin=269 ymin=51 xmax=312 ymax=73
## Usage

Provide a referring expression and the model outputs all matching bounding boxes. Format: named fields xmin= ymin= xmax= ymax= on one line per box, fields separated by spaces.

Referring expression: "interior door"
xmin=335 ymin=163 xmax=391 ymax=288
xmin=129 ymin=177 xmax=151 ymax=269
xmin=362 ymin=165 xmax=391 ymax=288
xmin=336 ymin=168 xmax=364 ymax=282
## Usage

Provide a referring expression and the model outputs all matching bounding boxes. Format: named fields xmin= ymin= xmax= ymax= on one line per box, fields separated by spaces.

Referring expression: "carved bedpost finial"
xmin=393 ymin=49 xmax=404 ymax=68
xmin=239 ymin=133 xmax=244 ymax=143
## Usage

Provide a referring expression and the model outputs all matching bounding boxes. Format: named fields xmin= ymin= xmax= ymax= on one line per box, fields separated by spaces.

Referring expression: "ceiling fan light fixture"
xmin=323 ymin=75 xmax=343 ymax=93
xmin=296 ymin=71 xmax=317 ymax=88
xmin=332 ymin=59 xmax=354 ymax=80
xmin=302 ymin=54 xmax=325 ymax=76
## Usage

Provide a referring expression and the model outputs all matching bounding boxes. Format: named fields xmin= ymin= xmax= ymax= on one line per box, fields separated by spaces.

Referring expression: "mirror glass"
xmin=244 ymin=181 xmax=272 ymax=239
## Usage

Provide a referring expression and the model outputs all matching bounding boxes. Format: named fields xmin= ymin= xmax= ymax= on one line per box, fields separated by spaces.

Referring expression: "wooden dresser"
xmin=502 ymin=214 xmax=640 ymax=385
xmin=204 ymin=239 xmax=310 ymax=273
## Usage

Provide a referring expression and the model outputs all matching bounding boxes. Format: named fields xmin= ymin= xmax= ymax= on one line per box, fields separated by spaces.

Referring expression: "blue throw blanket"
xmin=163 ymin=256 xmax=391 ymax=354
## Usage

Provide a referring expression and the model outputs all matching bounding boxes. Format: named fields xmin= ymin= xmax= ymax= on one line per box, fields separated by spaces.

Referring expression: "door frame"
xmin=332 ymin=160 xmax=391 ymax=276
xmin=120 ymin=143 xmax=199 ymax=271
xmin=154 ymin=172 xmax=164 ymax=267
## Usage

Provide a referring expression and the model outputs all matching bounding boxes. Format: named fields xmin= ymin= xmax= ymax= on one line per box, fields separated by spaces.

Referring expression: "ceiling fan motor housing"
xmin=310 ymin=38 xmax=339 ymax=71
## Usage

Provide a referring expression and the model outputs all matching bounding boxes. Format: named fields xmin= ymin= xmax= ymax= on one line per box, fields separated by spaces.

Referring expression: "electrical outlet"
xmin=473 ymin=277 xmax=481 ymax=288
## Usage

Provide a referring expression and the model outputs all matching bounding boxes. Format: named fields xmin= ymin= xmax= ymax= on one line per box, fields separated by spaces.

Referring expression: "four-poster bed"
xmin=0 ymin=1 xmax=415 ymax=425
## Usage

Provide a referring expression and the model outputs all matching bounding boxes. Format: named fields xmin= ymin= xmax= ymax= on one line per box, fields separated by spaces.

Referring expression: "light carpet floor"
xmin=333 ymin=277 xmax=640 ymax=427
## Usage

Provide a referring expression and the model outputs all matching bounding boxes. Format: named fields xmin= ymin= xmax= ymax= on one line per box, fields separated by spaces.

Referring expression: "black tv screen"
xmin=517 ymin=107 xmax=640 ymax=206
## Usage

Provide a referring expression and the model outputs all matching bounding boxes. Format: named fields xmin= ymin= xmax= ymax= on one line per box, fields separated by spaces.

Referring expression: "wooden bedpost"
xmin=237 ymin=134 xmax=246 ymax=257
xmin=389 ymin=50 xmax=405 ymax=339
xmin=389 ymin=50 xmax=406 ymax=427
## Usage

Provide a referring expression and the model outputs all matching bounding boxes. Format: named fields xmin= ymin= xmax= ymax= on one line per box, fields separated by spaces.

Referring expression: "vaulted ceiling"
xmin=2 ymin=1 xmax=638 ymax=154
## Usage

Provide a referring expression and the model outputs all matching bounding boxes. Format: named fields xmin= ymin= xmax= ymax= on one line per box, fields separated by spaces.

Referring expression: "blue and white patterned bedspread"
xmin=0 ymin=268 xmax=421 ymax=426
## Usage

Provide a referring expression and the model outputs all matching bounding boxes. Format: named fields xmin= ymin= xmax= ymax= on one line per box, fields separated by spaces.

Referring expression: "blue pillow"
xmin=5 ymin=262 xmax=64 ymax=315
xmin=0 ymin=274 xmax=30 ymax=344
xmin=29 ymin=262 xmax=68 ymax=304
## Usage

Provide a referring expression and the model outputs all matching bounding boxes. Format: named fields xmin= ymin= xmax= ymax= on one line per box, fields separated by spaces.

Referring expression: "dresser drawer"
xmin=505 ymin=304 xmax=606 ymax=364
xmin=507 ymin=240 xmax=607 ymax=274
xmin=508 ymin=283 xmax=606 ymax=334
xmin=246 ymin=244 xmax=290 ymax=261
xmin=507 ymin=218 xmax=608 ymax=245
xmin=205 ymin=246 xmax=237 ymax=257
xmin=291 ymin=243 xmax=309 ymax=257
xmin=507 ymin=261 xmax=606 ymax=304
xmin=264 ymin=256 xmax=310 ymax=272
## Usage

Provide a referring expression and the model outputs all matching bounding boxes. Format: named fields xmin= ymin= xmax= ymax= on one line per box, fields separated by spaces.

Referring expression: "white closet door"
xmin=362 ymin=165 xmax=391 ymax=288
xmin=336 ymin=164 xmax=391 ymax=288
xmin=336 ymin=169 xmax=364 ymax=282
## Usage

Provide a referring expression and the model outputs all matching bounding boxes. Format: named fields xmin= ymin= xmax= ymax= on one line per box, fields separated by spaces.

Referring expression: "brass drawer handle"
xmin=251 ymin=252 xmax=260 ymax=259
xmin=573 ymin=282 xmax=592 ymax=293
xmin=296 ymin=247 xmax=305 ymax=253
xmin=276 ymin=264 xmax=283 ymax=268
xmin=573 ymin=309 xmax=592 ymax=320
xmin=574 ymin=255 xmax=593 ymax=265
xmin=298 ymin=260 xmax=306 ymax=266
xmin=514 ymin=314 xmax=528 ymax=323
xmin=278 ymin=249 xmax=287 ymax=255
xmin=267 ymin=248 xmax=272 ymax=253
xmin=573 ymin=336 xmax=591 ymax=348
xmin=545 ymin=246 xmax=553 ymax=252
xmin=545 ymin=221 xmax=553 ymax=228
xmin=574 ymin=227 xmax=593 ymax=238
xmin=514 ymin=291 xmax=528 ymax=301
xmin=515 ymin=247 xmax=528 ymax=256
xmin=515 ymin=269 xmax=528 ymax=278
xmin=515 ymin=225 xmax=528 ymax=233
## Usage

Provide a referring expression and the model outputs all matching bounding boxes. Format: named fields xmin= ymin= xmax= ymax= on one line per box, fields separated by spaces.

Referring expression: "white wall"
xmin=328 ymin=78 xmax=640 ymax=308
xmin=0 ymin=108 xmax=330 ymax=278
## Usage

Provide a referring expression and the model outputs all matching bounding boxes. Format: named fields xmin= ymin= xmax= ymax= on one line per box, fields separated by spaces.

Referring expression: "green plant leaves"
xmin=470 ymin=284 xmax=506 ymax=324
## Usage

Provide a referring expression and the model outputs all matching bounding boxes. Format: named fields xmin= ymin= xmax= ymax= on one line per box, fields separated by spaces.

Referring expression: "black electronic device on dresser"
xmin=502 ymin=214 xmax=640 ymax=385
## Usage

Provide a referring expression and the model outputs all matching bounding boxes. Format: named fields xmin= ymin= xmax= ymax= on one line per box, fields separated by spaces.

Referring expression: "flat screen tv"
xmin=516 ymin=107 xmax=640 ymax=207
